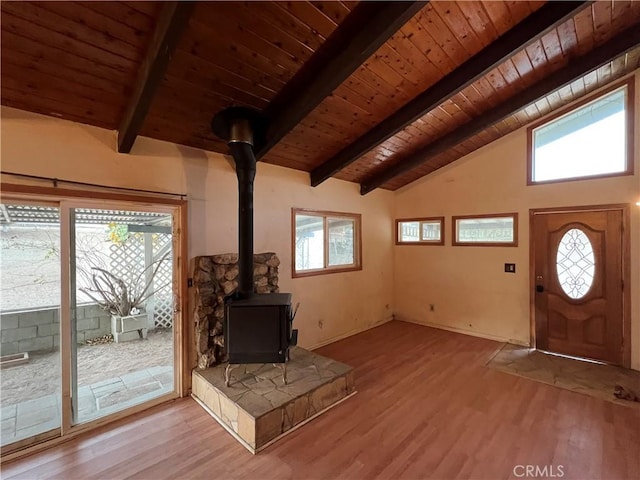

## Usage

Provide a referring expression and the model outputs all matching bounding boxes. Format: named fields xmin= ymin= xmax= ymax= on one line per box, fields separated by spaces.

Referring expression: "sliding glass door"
xmin=70 ymin=206 xmax=175 ymax=424
xmin=0 ymin=195 xmax=182 ymax=454
xmin=1 ymin=202 xmax=62 ymax=448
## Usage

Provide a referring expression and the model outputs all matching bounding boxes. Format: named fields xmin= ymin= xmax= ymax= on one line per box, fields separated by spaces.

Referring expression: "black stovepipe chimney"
xmin=211 ymin=107 xmax=266 ymax=299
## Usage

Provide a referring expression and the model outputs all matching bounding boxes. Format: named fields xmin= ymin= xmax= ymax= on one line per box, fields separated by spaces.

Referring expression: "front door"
xmin=533 ymin=208 xmax=626 ymax=365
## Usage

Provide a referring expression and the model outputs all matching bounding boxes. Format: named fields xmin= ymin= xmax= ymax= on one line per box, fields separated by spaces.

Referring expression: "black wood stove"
xmin=212 ymin=107 xmax=298 ymax=387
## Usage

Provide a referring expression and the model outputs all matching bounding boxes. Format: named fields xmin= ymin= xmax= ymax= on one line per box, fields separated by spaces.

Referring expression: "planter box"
xmin=111 ymin=313 xmax=148 ymax=343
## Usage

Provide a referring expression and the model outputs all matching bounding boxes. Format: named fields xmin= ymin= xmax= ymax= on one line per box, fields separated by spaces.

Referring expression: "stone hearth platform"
xmin=192 ymin=347 xmax=355 ymax=453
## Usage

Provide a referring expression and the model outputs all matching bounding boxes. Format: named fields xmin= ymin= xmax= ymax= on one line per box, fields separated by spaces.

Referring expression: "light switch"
xmin=504 ymin=263 xmax=516 ymax=273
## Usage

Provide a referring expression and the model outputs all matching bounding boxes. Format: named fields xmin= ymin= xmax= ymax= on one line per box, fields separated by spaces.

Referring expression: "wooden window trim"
xmin=292 ymin=208 xmax=362 ymax=278
xmin=395 ymin=216 xmax=444 ymax=245
xmin=526 ymin=77 xmax=635 ymax=186
xmin=452 ymin=213 xmax=519 ymax=247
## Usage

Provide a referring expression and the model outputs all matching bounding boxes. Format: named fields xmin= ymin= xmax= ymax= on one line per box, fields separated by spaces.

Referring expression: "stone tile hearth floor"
xmin=486 ymin=344 xmax=640 ymax=407
xmin=1 ymin=365 xmax=173 ymax=447
xmin=192 ymin=347 xmax=355 ymax=453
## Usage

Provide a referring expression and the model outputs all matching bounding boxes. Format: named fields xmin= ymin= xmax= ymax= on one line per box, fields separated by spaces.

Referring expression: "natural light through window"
xmin=293 ymin=209 xmax=361 ymax=277
xmin=531 ymin=85 xmax=630 ymax=183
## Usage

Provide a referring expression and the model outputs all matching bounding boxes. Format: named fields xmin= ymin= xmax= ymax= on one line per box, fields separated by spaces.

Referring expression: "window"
xmin=453 ymin=213 xmax=518 ymax=246
xmin=528 ymin=81 xmax=633 ymax=184
xmin=396 ymin=217 xmax=444 ymax=245
xmin=292 ymin=209 xmax=361 ymax=277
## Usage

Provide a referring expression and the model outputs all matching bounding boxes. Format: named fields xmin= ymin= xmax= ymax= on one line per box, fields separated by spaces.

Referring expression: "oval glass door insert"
xmin=556 ymin=228 xmax=595 ymax=299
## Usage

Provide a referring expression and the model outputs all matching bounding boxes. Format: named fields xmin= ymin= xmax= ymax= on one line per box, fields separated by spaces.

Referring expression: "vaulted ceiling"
xmin=2 ymin=1 xmax=639 ymax=194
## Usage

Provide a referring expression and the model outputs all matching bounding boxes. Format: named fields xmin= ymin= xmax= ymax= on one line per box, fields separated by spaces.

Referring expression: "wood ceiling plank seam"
xmin=179 ymin=21 xmax=291 ymax=86
xmin=188 ymin=13 xmax=303 ymax=76
xmin=38 ymin=1 xmax=153 ymax=54
xmin=256 ymin=1 xmax=427 ymax=159
xmin=257 ymin=2 xmax=328 ymax=52
xmin=362 ymin=51 xmax=411 ymax=90
xmin=310 ymin=1 xmax=591 ymax=187
xmin=169 ymin=48 xmax=280 ymax=99
xmin=0 ymin=30 xmax=134 ymax=86
xmin=592 ymin=0 xmax=613 ymax=46
xmin=213 ymin=2 xmax=316 ymax=64
xmin=539 ymin=29 xmax=565 ymax=70
xmin=405 ymin=10 xmax=458 ymax=77
xmin=144 ymin=88 xmax=237 ymax=122
xmin=375 ymin=39 xmax=433 ymax=90
xmin=0 ymin=86 xmax=120 ymax=127
xmin=0 ymin=44 xmax=130 ymax=96
xmin=610 ymin=1 xmax=634 ymax=32
xmin=330 ymin=83 xmax=385 ymax=117
xmin=310 ymin=1 xmax=353 ymax=25
xmin=360 ymin=26 xmax=640 ymax=194
xmin=123 ymin=1 xmax=162 ymax=18
xmin=573 ymin=6 xmax=596 ymax=56
xmin=277 ymin=1 xmax=337 ymax=39
xmin=418 ymin=3 xmax=471 ymax=68
xmin=496 ymin=59 xmax=522 ymax=87
xmin=350 ymin=67 xmax=404 ymax=100
xmin=165 ymin=51 xmax=276 ymax=105
xmin=509 ymin=49 xmax=539 ymax=83
xmin=457 ymin=1 xmax=500 ymax=46
xmin=504 ymin=1 xmax=534 ymax=24
xmin=2 ymin=2 xmax=144 ymax=63
xmin=433 ymin=1 xmax=486 ymax=54
xmin=0 ymin=98 xmax=116 ymax=131
xmin=117 ymin=1 xmax=194 ymax=153
xmin=392 ymin=22 xmax=444 ymax=81
xmin=556 ymin=18 xmax=579 ymax=57
xmin=524 ymin=40 xmax=550 ymax=77
xmin=0 ymin=11 xmax=138 ymax=74
xmin=81 ymin=2 xmax=158 ymax=33
xmin=320 ymin=89 xmax=377 ymax=119
xmin=568 ymin=79 xmax=586 ymax=102
xmin=0 ymin=62 xmax=126 ymax=110
xmin=481 ymin=1 xmax=515 ymax=35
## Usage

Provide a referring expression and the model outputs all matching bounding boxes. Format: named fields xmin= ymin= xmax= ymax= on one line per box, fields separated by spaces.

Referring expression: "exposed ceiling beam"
xmin=117 ymin=2 xmax=194 ymax=153
xmin=254 ymin=1 xmax=427 ymax=159
xmin=310 ymin=1 xmax=591 ymax=187
xmin=360 ymin=25 xmax=640 ymax=195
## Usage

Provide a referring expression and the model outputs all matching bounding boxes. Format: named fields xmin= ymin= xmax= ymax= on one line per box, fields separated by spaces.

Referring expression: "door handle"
xmin=536 ymin=285 xmax=544 ymax=293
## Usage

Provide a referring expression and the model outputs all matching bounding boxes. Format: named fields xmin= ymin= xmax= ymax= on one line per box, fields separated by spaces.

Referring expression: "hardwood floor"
xmin=2 ymin=321 xmax=639 ymax=479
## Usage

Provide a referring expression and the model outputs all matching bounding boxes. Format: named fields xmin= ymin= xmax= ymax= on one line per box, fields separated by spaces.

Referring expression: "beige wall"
xmin=394 ymin=72 xmax=640 ymax=370
xmin=0 ymin=107 xmax=395 ymax=351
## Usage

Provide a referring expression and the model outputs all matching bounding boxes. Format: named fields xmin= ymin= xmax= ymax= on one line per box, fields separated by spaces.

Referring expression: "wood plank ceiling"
xmin=2 ymin=1 xmax=639 ymax=193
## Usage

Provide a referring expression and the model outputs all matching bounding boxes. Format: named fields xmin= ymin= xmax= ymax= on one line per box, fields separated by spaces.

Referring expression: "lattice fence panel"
xmin=152 ymin=233 xmax=173 ymax=329
xmin=109 ymin=231 xmax=173 ymax=329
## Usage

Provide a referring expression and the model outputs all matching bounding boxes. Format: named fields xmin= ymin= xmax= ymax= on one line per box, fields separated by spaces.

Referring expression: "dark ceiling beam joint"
xmin=360 ymin=25 xmax=640 ymax=195
xmin=310 ymin=0 xmax=592 ymax=187
xmin=117 ymin=1 xmax=194 ymax=154
xmin=255 ymin=1 xmax=428 ymax=160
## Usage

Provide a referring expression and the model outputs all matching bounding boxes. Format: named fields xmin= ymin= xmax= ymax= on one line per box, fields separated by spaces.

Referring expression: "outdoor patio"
xmin=1 ymin=330 xmax=173 ymax=447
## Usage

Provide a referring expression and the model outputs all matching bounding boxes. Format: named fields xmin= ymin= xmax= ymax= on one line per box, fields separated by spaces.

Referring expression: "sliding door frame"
xmin=0 ymin=183 xmax=189 ymax=459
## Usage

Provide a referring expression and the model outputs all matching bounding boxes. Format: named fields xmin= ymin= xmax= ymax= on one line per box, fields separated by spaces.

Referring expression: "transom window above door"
xmin=528 ymin=80 xmax=634 ymax=184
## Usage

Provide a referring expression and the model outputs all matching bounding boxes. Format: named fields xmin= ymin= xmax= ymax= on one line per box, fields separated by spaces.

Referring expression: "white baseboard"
xmin=395 ymin=315 xmax=529 ymax=347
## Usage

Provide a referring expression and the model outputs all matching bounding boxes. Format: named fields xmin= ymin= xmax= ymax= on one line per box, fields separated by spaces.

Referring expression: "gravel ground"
xmin=1 ymin=329 xmax=173 ymax=406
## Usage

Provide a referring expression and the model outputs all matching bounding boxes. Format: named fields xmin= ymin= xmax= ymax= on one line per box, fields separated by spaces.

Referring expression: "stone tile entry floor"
xmin=1 ymin=365 xmax=173 ymax=447
xmin=486 ymin=344 xmax=640 ymax=408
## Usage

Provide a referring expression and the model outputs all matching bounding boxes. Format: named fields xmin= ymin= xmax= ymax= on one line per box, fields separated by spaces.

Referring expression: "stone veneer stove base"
xmin=191 ymin=347 xmax=355 ymax=453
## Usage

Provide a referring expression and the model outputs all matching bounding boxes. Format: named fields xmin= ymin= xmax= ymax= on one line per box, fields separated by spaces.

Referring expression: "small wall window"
xmin=452 ymin=213 xmax=518 ymax=247
xmin=292 ymin=208 xmax=361 ymax=277
xmin=528 ymin=80 xmax=634 ymax=184
xmin=396 ymin=217 xmax=444 ymax=245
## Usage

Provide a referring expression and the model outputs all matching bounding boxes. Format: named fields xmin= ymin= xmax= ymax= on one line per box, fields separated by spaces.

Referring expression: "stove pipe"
xmin=211 ymin=107 xmax=266 ymax=299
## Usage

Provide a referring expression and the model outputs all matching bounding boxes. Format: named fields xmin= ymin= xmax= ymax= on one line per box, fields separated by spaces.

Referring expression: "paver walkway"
xmin=1 ymin=365 xmax=173 ymax=446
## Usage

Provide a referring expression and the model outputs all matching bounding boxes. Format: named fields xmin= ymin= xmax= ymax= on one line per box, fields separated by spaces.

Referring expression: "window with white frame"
xmin=529 ymin=81 xmax=633 ymax=184
xmin=292 ymin=209 xmax=361 ymax=277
